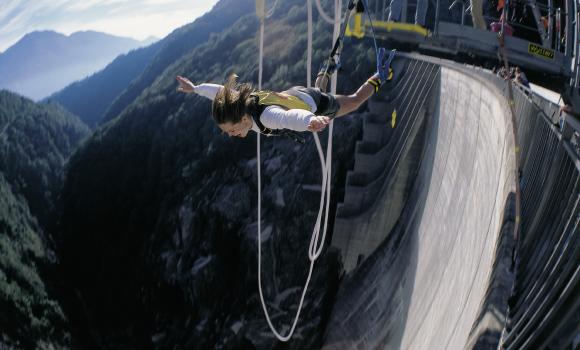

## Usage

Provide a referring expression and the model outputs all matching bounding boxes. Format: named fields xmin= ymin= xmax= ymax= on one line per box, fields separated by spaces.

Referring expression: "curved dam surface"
xmin=324 ymin=56 xmax=517 ymax=349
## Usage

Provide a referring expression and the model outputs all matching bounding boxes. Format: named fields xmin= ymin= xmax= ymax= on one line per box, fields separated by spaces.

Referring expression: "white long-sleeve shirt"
xmin=194 ymin=83 xmax=316 ymax=133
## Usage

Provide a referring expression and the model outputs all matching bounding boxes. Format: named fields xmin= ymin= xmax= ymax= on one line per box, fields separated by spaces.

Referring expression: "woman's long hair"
xmin=212 ymin=74 xmax=255 ymax=125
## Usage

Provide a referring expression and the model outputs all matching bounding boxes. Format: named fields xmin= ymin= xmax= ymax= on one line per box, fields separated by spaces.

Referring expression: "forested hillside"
xmin=0 ymin=91 xmax=90 ymax=228
xmin=0 ymin=0 xmax=383 ymax=347
xmin=0 ymin=175 xmax=68 ymax=348
xmin=0 ymin=90 xmax=90 ymax=348
xmin=58 ymin=0 xmax=376 ymax=348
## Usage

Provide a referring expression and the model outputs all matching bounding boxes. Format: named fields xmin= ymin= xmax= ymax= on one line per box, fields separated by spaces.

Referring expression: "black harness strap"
xmin=248 ymin=95 xmax=306 ymax=144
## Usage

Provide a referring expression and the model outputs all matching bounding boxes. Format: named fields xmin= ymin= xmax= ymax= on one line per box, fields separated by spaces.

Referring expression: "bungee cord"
xmin=254 ymin=0 xmax=382 ymax=341
xmin=255 ymin=0 xmax=343 ymax=341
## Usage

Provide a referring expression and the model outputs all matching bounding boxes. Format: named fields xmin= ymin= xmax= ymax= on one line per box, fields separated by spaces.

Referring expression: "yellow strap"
xmin=346 ymin=13 xmax=365 ymax=38
xmin=372 ymin=21 xmax=429 ymax=36
xmin=367 ymin=79 xmax=380 ymax=92
xmin=254 ymin=90 xmax=311 ymax=111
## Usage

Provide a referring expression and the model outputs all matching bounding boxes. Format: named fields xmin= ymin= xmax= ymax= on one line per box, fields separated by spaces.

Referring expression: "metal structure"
xmin=329 ymin=1 xmax=580 ymax=345
xmin=345 ymin=0 xmax=580 ymax=102
xmin=327 ymin=51 xmax=579 ymax=349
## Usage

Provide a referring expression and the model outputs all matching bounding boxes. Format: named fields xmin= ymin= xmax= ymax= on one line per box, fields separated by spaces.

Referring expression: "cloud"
xmin=0 ymin=0 xmax=219 ymax=52
xmin=62 ymin=0 xmax=111 ymax=12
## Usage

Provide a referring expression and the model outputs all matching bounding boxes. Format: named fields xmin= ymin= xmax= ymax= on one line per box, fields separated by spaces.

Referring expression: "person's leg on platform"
xmin=415 ymin=0 xmax=429 ymax=26
xmin=470 ymin=0 xmax=486 ymax=29
xmin=388 ymin=0 xmax=403 ymax=22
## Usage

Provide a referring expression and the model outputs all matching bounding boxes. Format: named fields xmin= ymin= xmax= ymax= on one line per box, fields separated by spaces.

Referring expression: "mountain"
xmin=0 ymin=90 xmax=90 ymax=348
xmin=48 ymin=0 xmax=252 ymax=128
xmin=0 ymin=30 xmax=151 ymax=101
xmin=57 ymin=0 xmax=375 ymax=347
xmin=46 ymin=42 xmax=164 ymax=128
xmin=101 ymin=0 xmax=255 ymax=124
xmin=141 ymin=36 xmax=159 ymax=46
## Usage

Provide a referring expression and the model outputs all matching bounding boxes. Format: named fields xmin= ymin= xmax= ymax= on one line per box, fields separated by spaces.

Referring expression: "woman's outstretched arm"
xmin=176 ymin=76 xmax=222 ymax=100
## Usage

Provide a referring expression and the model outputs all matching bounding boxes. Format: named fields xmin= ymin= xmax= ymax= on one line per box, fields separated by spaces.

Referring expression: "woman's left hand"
xmin=308 ymin=116 xmax=330 ymax=132
xmin=176 ymin=76 xmax=196 ymax=93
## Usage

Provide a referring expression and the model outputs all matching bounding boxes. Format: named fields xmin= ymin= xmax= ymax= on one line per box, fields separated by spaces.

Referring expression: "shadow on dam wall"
xmin=323 ymin=56 xmax=518 ymax=350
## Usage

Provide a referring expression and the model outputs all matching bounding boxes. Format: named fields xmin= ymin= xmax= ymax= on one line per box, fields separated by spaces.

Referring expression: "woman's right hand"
xmin=176 ymin=76 xmax=196 ymax=93
xmin=308 ymin=115 xmax=330 ymax=132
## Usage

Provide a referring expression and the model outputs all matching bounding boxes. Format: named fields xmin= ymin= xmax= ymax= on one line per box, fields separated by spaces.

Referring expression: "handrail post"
xmin=575 ymin=9 xmax=580 ymax=90
xmin=382 ymin=0 xmax=386 ymax=21
xmin=435 ymin=0 xmax=441 ymax=34
xmin=449 ymin=0 xmax=466 ymax=26
xmin=548 ymin=0 xmax=553 ymax=48
xmin=556 ymin=7 xmax=561 ymax=52
xmin=564 ymin=0 xmax=573 ymax=57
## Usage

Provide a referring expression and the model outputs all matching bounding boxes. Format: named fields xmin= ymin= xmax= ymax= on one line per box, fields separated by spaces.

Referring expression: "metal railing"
xmin=417 ymin=57 xmax=580 ymax=349
xmin=347 ymin=0 xmax=580 ymax=100
xmin=362 ymin=0 xmax=566 ymax=49
xmin=498 ymin=82 xmax=580 ymax=349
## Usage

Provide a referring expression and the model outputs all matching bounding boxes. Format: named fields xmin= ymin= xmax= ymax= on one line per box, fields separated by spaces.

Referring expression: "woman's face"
xmin=218 ymin=115 xmax=253 ymax=138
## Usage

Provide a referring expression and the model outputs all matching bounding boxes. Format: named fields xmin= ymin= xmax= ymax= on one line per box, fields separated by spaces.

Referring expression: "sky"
xmin=0 ymin=0 xmax=220 ymax=52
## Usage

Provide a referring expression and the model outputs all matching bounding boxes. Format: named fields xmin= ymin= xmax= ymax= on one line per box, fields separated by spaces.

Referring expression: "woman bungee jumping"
xmin=176 ymin=48 xmax=396 ymax=140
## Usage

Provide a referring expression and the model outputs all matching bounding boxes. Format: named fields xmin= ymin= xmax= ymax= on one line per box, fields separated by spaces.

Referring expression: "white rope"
xmin=330 ymin=0 xmax=341 ymax=94
xmin=266 ymin=0 xmax=280 ymax=18
xmin=259 ymin=21 xmax=264 ymax=90
xmin=315 ymin=0 xmax=346 ymax=24
xmin=307 ymin=0 xmax=335 ymax=261
xmin=307 ymin=0 xmax=313 ymax=88
xmin=309 ymin=0 xmax=340 ymax=261
xmin=255 ymin=0 xmax=337 ymax=342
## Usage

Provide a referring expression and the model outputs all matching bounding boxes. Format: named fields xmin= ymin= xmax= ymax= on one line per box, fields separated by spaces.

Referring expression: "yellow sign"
xmin=528 ymin=43 xmax=554 ymax=60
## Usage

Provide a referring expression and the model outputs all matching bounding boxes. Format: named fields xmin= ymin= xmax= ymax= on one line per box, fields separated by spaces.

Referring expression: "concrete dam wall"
xmin=324 ymin=57 xmax=518 ymax=349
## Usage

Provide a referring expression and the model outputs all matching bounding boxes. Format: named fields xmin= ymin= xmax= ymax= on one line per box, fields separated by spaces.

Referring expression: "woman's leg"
xmin=315 ymin=73 xmax=330 ymax=91
xmin=315 ymin=57 xmax=339 ymax=91
xmin=316 ymin=49 xmax=395 ymax=118
xmin=335 ymin=47 xmax=396 ymax=118
xmin=333 ymin=73 xmax=380 ymax=118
